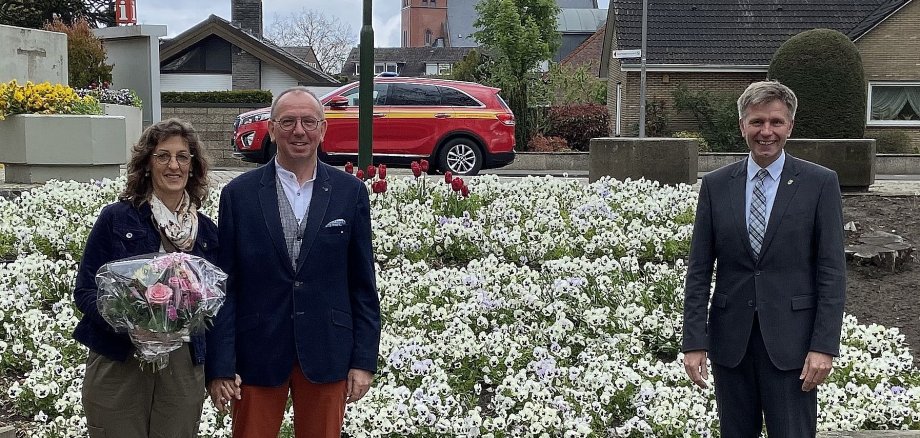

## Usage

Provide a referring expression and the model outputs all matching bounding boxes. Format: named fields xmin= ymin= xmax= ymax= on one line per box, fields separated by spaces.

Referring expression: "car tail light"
xmin=496 ymin=113 xmax=515 ymax=126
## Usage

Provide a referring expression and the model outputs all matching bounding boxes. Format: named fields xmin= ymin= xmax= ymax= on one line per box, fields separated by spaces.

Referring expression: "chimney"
xmin=231 ymin=0 xmax=263 ymax=37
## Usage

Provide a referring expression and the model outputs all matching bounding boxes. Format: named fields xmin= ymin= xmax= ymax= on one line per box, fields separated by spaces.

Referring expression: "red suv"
xmin=232 ymin=77 xmax=516 ymax=175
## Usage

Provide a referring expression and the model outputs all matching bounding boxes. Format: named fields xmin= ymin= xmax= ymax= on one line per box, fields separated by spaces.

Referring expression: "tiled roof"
xmin=561 ymin=23 xmax=607 ymax=75
xmin=612 ymin=0 xmax=912 ymax=65
xmin=340 ymin=47 xmax=474 ymax=76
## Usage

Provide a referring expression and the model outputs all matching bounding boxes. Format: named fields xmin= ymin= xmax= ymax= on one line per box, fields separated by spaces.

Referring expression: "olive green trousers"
xmin=82 ymin=344 xmax=206 ymax=438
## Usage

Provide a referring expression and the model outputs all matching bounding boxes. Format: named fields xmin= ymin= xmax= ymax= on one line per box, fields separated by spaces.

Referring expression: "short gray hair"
xmin=737 ymin=81 xmax=798 ymax=120
xmin=270 ymin=86 xmax=323 ymax=119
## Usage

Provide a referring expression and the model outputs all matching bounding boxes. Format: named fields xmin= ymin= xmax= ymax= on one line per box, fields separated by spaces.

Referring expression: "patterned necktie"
xmin=749 ymin=168 xmax=769 ymax=258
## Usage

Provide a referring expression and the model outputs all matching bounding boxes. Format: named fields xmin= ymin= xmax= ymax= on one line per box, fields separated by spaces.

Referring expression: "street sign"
xmin=115 ymin=0 xmax=137 ymax=25
xmin=613 ymin=49 xmax=642 ymax=59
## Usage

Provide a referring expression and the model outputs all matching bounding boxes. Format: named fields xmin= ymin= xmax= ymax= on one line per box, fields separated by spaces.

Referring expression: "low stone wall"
xmin=161 ymin=104 xmax=265 ymax=169
xmin=511 ymin=151 xmax=920 ymax=175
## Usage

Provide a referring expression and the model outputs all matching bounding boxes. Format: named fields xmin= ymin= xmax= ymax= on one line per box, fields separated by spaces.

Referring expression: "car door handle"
xmin=434 ymin=113 xmax=451 ymax=119
xmin=373 ymin=113 xmax=386 ymax=118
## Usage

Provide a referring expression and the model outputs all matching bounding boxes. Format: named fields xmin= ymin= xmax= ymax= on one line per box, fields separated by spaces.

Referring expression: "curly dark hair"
xmin=120 ymin=118 xmax=210 ymax=207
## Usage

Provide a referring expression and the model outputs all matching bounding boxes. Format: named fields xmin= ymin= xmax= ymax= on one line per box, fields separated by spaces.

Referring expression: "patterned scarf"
xmin=149 ymin=191 xmax=198 ymax=252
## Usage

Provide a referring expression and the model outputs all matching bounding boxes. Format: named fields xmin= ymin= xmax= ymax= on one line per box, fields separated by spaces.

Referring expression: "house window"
xmin=425 ymin=29 xmax=432 ymax=45
xmin=357 ymin=63 xmax=398 ymax=75
xmin=868 ymin=83 xmax=920 ymax=126
xmin=373 ymin=62 xmax=398 ymax=74
xmin=425 ymin=63 xmax=452 ymax=76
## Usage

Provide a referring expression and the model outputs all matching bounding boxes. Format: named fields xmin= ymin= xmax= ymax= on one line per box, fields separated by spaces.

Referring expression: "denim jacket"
xmin=72 ymin=200 xmax=219 ymax=365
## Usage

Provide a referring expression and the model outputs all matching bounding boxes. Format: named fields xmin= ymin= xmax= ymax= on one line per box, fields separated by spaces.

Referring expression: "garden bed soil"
xmin=843 ymin=195 xmax=920 ymax=367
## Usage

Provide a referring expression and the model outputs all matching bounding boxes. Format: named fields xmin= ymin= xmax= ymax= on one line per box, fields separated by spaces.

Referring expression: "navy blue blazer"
xmin=682 ymin=155 xmax=846 ymax=370
xmin=72 ymin=200 xmax=219 ymax=365
xmin=205 ymin=161 xmax=380 ymax=386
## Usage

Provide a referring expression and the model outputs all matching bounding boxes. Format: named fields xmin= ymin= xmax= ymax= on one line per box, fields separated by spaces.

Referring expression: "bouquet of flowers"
xmin=95 ymin=252 xmax=227 ymax=370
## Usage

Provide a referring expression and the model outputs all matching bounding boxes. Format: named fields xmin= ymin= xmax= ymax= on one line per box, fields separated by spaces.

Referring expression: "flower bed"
xmin=0 ymin=176 xmax=917 ymax=437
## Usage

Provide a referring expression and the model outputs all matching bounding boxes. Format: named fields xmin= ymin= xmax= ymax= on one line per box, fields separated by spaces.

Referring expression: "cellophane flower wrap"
xmin=95 ymin=252 xmax=227 ymax=370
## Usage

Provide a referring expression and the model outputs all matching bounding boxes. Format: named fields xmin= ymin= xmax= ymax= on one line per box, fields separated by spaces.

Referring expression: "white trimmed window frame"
xmin=866 ymin=81 xmax=920 ymax=127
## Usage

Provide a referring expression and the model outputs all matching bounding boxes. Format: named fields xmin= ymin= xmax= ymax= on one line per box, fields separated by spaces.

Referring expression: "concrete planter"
xmin=102 ymin=103 xmax=143 ymax=160
xmin=588 ymin=137 xmax=699 ymax=184
xmin=0 ymin=114 xmax=126 ymax=183
xmin=784 ymin=139 xmax=876 ymax=190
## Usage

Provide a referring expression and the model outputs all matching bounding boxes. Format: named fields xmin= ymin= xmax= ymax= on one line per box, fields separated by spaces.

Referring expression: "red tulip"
xmin=461 ymin=185 xmax=470 ymax=198
xmin=378 ymin=164 xmax=387 ymax=179
xmin=344 ymin=162 xmax=354 ymax=174
xmin=366 ymin=165 xmax=376 ymax=179
xmin=411 ymin=161 xmax=422 ymax=178
xmin=373 ymin=179 xmax=388 ymax=193
xmin=356 ymin=169 xmax=365 ymax=180
xmin=444 ymin=171 xmax=453 ymax=184
xmin=420 ymin=159 xmax=430 ymax=172
xmin=451 ymin=177 xmax=464 ymax=192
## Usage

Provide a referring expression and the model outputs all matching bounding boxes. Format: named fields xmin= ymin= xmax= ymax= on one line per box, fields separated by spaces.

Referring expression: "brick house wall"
xmin=162 ymin=105 xmax=263 ymax=168
xmin=855 ymin=0 xmax=920 ymax=151
xmin=605 ymin=1 xmax=919 ymax=150
xmin=610 ymin=71 xmax=764 ymax=136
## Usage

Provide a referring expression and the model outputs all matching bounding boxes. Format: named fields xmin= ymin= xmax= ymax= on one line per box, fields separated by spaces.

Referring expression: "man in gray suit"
xmin=682 ymin=81 xmax=846 ymax=437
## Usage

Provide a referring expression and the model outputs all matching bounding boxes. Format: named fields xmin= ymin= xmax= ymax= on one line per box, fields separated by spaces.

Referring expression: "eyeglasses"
xmin=151 ymin=152 xmax=194 ymax=166
xmin=273 ymin=117 xmax=325 ymax=132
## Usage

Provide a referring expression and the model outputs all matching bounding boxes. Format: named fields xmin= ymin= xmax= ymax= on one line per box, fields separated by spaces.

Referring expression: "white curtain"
xmin=871 ymin=86 xmax=908 ymax=120
xmin=905 ymin=87 xmax=920 ymax=119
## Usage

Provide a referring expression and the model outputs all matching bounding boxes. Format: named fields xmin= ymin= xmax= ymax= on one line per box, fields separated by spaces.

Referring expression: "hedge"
xmin=161 ymin=90 xmax=273 ymax=104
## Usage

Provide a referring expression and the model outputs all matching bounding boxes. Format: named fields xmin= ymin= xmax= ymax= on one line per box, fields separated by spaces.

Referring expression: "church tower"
xmin=400 ymin=0 xmax=448 ymax=47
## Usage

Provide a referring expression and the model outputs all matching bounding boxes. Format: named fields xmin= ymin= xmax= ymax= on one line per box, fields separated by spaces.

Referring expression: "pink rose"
xmin=145 ymin=283 xmax=173 ymax=305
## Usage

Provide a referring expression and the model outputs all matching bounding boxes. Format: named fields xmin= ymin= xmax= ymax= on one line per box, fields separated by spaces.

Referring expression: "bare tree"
xmin=264 ymin=8 xmax=356 ymax=75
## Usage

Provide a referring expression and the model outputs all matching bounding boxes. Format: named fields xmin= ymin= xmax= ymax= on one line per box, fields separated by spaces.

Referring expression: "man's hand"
xmin=683 ymin=350 xmax=709 ymax=389
xmin=800 ymin=351 xmax=833 ymax=392
xmin=208 ymin=374 xmax=242 ymax=412
xmin=345 ymin=369 xmax=373 ymax=404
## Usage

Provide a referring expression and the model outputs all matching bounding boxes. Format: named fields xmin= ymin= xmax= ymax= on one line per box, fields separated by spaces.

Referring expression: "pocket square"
xmin=324 ymin=219 xmax=346 ymax=228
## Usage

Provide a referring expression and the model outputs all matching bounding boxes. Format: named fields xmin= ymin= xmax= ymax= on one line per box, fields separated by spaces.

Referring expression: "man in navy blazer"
xmin=206 ymin=87 xmax=380 ymax=437
xmin=682 ymin=81 xmax=846 ymax=437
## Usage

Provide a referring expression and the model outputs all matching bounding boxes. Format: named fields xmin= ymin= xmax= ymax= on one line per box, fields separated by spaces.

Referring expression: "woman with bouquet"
xmin=72 ymin=118 xmax=220 ymax=437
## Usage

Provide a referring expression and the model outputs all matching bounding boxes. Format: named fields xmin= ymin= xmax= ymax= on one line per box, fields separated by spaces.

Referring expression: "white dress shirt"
xmin=275 ymin=158 xmax=316 ymax=223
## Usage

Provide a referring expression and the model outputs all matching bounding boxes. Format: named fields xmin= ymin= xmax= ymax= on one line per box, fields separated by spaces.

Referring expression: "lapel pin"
xmin=787 ymin=179 xmax=794 ymax=185
xmin=323 ymin=186 xmax=329 ymax=192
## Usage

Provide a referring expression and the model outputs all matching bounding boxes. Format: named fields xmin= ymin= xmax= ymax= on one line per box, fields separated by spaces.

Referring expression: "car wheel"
xmin=263 ymin=139 xmax=276 ymax=164
xmin=439 ymin=138 xmax=482 ymax=176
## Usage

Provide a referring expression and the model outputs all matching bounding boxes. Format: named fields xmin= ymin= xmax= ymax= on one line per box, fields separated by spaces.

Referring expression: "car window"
xmin=438 ymin=86 xmax=480 ymax=107
xmin=386 ymin=83 xmax=441 ymax=106
xmin=340 ymin=84 xmax=389 ymax=106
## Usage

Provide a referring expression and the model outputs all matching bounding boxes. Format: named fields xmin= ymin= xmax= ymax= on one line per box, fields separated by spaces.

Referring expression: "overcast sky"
xmin=135 ymin=0 xmax=401 ymax=46
xmin=136 ymin=0 xmax=609 ymax=47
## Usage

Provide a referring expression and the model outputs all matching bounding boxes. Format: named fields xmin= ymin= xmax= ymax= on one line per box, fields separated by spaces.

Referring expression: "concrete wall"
xmin=94 ymin=25 xmax=167 ymax=127
xmin=589 ymin=137 xmax=699 ymax=184
xmin=0 ymin=24 xmax=67 ymax=84
xmin=161 ymin=104 xmax=263 ymax=168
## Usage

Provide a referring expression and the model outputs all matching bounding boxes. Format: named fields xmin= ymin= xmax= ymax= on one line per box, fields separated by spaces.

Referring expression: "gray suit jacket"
xmin=682 ymin=155 xmax=846 ymax=370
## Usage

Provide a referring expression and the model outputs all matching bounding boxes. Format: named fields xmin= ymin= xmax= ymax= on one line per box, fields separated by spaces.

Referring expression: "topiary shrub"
xmin=869 ymin=130 xmax=917 ymax=154
xmin=43 ymin=17 xmax=112 ymax=89
xmin=545 ymin=104 xmax=609 ymax=152
xmin=768 ymin=28 xmax=866 ymax=138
